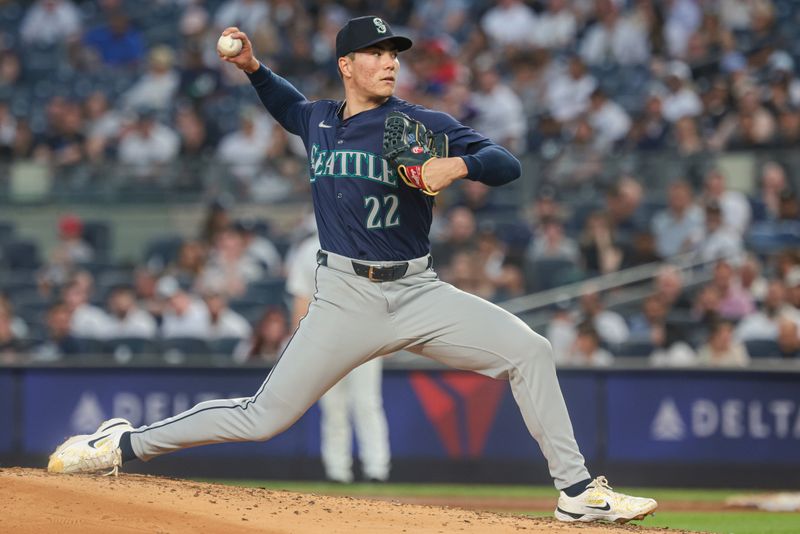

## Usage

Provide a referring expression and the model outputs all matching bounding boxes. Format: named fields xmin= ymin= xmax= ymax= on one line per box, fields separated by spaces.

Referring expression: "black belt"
xmin=317 ymin=251 xmax=432 ymax=282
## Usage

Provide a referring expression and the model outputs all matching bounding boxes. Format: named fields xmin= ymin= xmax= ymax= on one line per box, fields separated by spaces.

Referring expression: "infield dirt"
xmin=1 ymin=468 xmax=692 ymax=534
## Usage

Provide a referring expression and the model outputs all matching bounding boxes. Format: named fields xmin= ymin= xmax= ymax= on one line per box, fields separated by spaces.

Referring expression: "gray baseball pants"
xmin=130 ymin=251 xmax=590 ymax=489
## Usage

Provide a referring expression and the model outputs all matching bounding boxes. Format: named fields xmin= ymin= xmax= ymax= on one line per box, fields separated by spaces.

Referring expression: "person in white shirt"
xmin=157 ymin=276 xmax=210 ymax=339
xmin=697 ymin=320 xmax=750 ymax=367
xmin=660 ymin=61 xmax=702 ymax=122
xmin=736 ymin=280 xmax=800 ymax=342
xmin=696 ymin=201 xmax=743 ymax=263
xmin=214 ymin=0 xmax=271 ymax=37
xmin=20 ymin=0 xmax=81 ymax=46
xmin=566 ymin=322 xmax=614 ymax=367
xmin=652 ymin=180 xmax=704 ymax=258
xmin=117 ymin=109 xmax=180 ymax=181
xmin=546 ymin=299 xmax=577 ymax=364
xmin=105 ymin=286 xmax=157 ymax=339
xmin=533 ymin=0 xmax=577 ymax=50
xmin=587 ymin=89 xmax=631 ymax=150
xmin=546 ymin=56 xmax=597 ymax=123
xmin=63 ymin=280 xmax=109 ymax=340
xmin=702 ymin=169 xmax=751 ymax=235
xmin=287 ymin=229 xmax=390 ymax=483
xmin=235 ymin=218 xmax=283 ymax=277
xmin=471 ymin=66 xmax=526 ymax=153
xmin=481 ymin=0 xmax=538 ymax=49
xmin=216 ymin=110 xmax=274 ymax=186
xmin=198 ymin=226 xmax=264 ymax=298
xmin=203 ymin=289 xmax=252 ymax=340
xmin=579 ymin=2 xmax=650 ymax=66
xmin=578 ymin=290 xmax=629 ymax=346
xmin=121 ymin=46 xmax=180 ymax=112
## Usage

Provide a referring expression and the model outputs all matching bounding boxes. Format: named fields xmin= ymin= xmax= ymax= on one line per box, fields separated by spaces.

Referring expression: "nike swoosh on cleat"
xmin=319 ymin=121 xmax=333 ymax=128
xmin=587 ymin=503 xmax=611 ymax=511
xmin=87 ymin=434 xmax=111 ymax=449
xmin=556 ymin=507 xmax=584 ymax=519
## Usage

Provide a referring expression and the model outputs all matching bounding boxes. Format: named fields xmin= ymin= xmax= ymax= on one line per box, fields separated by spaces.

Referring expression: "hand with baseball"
xmin=217 ymin=27 xmax=260 ymax=74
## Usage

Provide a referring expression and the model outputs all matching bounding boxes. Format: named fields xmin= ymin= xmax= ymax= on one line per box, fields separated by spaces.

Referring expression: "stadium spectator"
xmin=235 ymin=218 xmax=283 ymax=277
xmin=663 ymin=0 xmax=702 ymax=59
xmin=105 ymin=286 xmax=157 ymax=339
xmin=0 ymin=295 xmax=28 ymax=340
xmin=652 ymin=180 xmax=703 ymax=258
xmin=31 ymin=302 xmax=80 ymax=361
xmin=84 ymin=91 xmax=125 ymax=162
xmin=214 ymin=0 xmax=271 ymax=38
xmin=0 ymin=49 xmax=22 ymax=91
xmin=710 ymin=87 xmax=776 ymax=149
xmin=757 ymin=162 xmax=788 ymax=220
xmin=443 ymin=249 xmax=497 ymax=302
xmin=216 ymin=109 xmax=275 ymax=189
xmin=702 ymin=169 xmax=751 ymax=235
xmin=117 ymin=108 xmax=180 ymax=182
xmin=121 ymin=46 xmax=180 ymax=112
xmin=695 ymin=201 xmax=743 ymax=263
xmin=41 ymin=214 xmax=95 ymax=287
xmin=579 ymin=211 xmax=623 ymax=275
xmin=587 ymin=89 xmax=631 ymax=150
xmin=527 ymin=216 xmax=580 ymax=264
xmin=739 ymin=254 xmax=768 ymax=303
xmin=653 ymin=264 xmax=692 ymax=311
xmin=660 ymin=61 xmax=702 ymax=122
xmin=0 ymin=302 xmax=23 ymax=362
xmin=82 ymin=10 xmax=145 ymax=67
xmin=697 ymin=319 xmax=750 ymax=367
xmin=20 ymin=0 xmax=81 ymax=46
xmin=480 ymin=0 xmax=538 ymax=49
xmin=777 ymin=189 xmax=799 ymax=221
xmin=545 ymin=56 xmax=597 ymax=123
xmin=736 ymin=280 xmax=800 ymax=342
xmin=33 ymin=99 xmax=87 ymax=185
xmin=548 ymin=118 xmax=604 ymax=187
xmin=157 ymin=276 xmax=209 ymax=339
xmin=233 ymin=307 xmax=289 ymax=363
xmin=431 ymin=207 xmax=477 ymax=268
xmin=711 ymin=259 xmax=755 ymax=320
xmin=168 ymin=240 xmax=206 ymax=285
xmin=533 ymin=0 xmax=577 ymax=50
xmin=197 ymin=226 xmax=263 ymax=298
xmin=411 ymin=0 xmax=468 ymax=42
xmin=578 ymin=289 xmax=630 ymax=346
xmin=628 ymin=294 xmax=668 ymax=342
xmin=579 ymin=0 xmax=650 ymax=66
xmin=134 ymin=266 xmax=163 ymax=319
xmin=565 ymin=322 xmax=614 ymax=367
xmin=175 ymin=105 xmax=217 ymax=158
xmin=63 ymin=276 xmax=107 ymax=340
xmin=0 ymin=101 xmax=18 ymax=161
xmin=471 ymin=64 xmax=526 ymax=153
xmin=626 ymin=95 xmax=669 ymax=149
xmin=203 ymin=289 xmax=251 ymax=340
xmin=178 ymin=46 xmax=223 ymax=108
xmin=452 ymin=180 xmax=503 ymax=221
xmin=604 ymin=176 xmax=644 ymax=237
xmin=546 ymin=298 xmax=577 ymax=364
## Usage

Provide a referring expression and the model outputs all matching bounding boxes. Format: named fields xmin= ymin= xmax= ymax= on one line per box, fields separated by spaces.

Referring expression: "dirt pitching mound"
xmin=1 ymin=468 xmax=683 ymax=534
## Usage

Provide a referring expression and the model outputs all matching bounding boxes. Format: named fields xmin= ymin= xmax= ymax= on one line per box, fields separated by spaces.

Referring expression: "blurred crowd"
xmin=0 ymin=0 xmax=799 ymax=366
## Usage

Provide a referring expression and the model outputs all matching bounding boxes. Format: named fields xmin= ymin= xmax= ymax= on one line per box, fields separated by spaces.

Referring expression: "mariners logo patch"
xmin=373 ymin=18 xmax=387 ymax=34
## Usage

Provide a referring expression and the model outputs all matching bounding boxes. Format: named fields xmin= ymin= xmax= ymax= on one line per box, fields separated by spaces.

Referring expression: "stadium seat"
xmin=106 ymin=337 xmax=158 ymax=356
xmin=75 ymin=338 xmax=106 ymax=355
xmin=144 ymin=236 xmax=184 ymax=269
xmin=208 ymin=337 xmax=242 ymax=356
xmin=744 ymin=339 xmax=781 ymax=359
xmin=615 ymin=341 xmax=655 ymax=358
xmin=525 ymin=258 xmax=584 ymax=292
xmin=161 ymin=337 xmax=210 ymax=358
xmin=82 ymin=220 xmax=112 ymax=261
xmin=246 ymin=279 xmax=286 ymax=305
xmin=2 ymin=239 xmax=41 ymax=270
xmin=0 ymin=220 xmax=14 ymax=243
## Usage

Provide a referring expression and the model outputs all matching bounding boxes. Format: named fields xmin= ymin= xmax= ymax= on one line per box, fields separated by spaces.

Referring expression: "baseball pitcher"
xmin=48 ymin=16 xmax=656 ymax=524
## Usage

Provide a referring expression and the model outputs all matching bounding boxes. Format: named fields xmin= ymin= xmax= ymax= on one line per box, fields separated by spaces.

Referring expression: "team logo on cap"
xmin=373 ymin=18 xmax=387 ymax=34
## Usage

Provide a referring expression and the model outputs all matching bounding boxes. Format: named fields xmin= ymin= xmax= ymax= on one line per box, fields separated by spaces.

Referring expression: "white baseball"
xmin=217 ymin=34 xmax=243 ymax=57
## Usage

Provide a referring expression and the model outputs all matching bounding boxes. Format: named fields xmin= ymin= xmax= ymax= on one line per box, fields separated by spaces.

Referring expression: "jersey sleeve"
xmin=246 ymin=63 xmax=314 ymax=139
xmin=408 ymin=107 xmax=521 ymax=186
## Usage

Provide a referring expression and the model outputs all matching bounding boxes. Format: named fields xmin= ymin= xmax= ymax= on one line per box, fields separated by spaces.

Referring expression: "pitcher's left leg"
xmin=394 ymin=277 xmax=589 ymax=489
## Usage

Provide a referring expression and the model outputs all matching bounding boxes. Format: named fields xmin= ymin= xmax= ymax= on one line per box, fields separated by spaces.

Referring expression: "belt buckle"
xmin=368 ymin=265 xmax=377 ymax=282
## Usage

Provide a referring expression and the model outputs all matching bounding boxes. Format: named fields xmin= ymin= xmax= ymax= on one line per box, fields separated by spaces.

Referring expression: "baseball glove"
xmin=382 ymin=111 xmax=449 ymax=196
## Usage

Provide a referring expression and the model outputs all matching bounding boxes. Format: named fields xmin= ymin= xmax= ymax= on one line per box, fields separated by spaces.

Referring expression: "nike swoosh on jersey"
xmin=319 ymin=121 xmax=333 ymax=128
xmin=586 ymin=503 xmax=611 ymax=511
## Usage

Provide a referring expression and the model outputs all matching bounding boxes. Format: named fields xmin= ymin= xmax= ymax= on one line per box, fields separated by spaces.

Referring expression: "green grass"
xmin=199 ymin=480 xmax=800 ymax=534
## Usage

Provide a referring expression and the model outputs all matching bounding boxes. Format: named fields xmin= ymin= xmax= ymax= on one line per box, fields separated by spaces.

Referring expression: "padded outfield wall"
xmin=1 ymin=365 xmax=799 ymax=488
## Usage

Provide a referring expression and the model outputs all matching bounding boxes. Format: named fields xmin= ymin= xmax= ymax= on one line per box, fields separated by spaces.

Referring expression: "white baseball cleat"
xmin=554 ymin=476 xmax=658 ymax=524
xmin=47 ymin=418 xmax=133 ymax=476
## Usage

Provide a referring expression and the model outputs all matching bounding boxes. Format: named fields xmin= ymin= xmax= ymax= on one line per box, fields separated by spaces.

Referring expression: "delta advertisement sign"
xmin=606 ymin=374 xmax=800 ymax=463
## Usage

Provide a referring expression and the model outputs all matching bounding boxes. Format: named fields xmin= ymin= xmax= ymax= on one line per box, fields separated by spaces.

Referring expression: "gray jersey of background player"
xmin=50 ymin=16 xmax=657 ymax=524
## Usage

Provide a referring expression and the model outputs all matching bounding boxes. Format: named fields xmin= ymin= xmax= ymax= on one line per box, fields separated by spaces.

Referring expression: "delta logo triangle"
xmin=651 ymin=397 xmax=686 ymax=441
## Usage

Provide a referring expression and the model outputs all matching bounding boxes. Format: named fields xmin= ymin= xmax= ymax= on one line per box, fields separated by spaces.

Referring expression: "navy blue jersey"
xmin=247 ymin=65 xmax=521 ymax=261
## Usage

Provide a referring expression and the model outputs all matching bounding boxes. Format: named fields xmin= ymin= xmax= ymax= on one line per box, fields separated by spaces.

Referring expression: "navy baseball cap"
xmin=336 ymin=16 xmax=412 ymax=58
